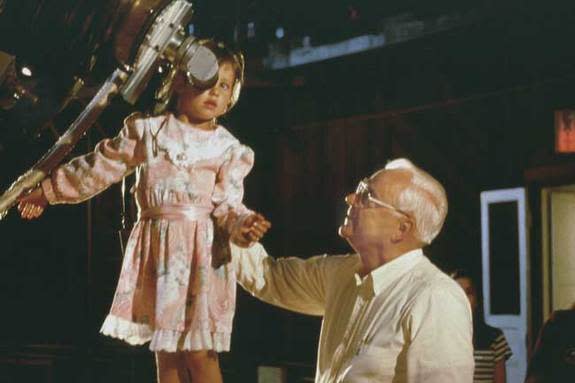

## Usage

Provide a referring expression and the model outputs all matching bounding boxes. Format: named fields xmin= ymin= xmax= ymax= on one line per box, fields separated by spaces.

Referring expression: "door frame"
xmin=480 ymin=187 xmax=530 ymax=383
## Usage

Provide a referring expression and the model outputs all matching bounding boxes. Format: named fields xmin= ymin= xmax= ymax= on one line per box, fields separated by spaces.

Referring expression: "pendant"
xmin=176 ymin=153 xmax=188 ymax=162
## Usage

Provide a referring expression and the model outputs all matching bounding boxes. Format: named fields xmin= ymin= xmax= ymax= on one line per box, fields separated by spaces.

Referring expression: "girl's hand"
xmin=17 ymin=187 xmax=48 ymax=220
xmin=232 ymin=213 xmax=271 ymax=247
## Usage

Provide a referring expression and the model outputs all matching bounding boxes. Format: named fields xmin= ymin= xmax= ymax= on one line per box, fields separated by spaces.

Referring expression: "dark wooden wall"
xmin=2 ymin=2 xmax=575 ymax=382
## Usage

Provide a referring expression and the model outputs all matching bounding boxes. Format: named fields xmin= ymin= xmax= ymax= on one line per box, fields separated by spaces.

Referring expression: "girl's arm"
xmin=492 ymin=330 xmax=512 ymax=383
xmin=41 ymin=113 xmax=145 ymax=205
xmin=493 ymin=359 xmax=506 ymax=383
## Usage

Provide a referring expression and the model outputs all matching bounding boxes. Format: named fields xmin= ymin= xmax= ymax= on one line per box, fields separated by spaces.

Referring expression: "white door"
xmin=541 ymin=187 xmax=575 ymax=319
xmin=481 ymin=188 xmax=530 ymax=383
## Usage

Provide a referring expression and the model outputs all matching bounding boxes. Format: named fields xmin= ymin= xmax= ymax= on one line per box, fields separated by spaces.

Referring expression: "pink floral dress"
xmin=41 ymin=113 xmax=253 ymax=352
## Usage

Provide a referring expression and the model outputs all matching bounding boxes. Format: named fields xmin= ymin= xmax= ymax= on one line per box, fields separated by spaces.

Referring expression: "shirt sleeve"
xmin=41 ymin=113 xmax=144 ymax=204
xmin=492 ymin=330 xmax=513 ymax=362
xmin=231 ymin=242 xmax=344 ymax=316
xmin=404 ymin=278 xmax=475 ymax=383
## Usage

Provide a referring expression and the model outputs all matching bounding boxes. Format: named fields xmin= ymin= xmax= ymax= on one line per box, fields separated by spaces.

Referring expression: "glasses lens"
xmin=355 ymin=180 xmax=370 ymax=207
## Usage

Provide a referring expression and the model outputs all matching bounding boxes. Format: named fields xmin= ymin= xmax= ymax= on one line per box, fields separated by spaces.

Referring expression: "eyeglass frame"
xmin=353 ymin=178 xmax=411 ymax=219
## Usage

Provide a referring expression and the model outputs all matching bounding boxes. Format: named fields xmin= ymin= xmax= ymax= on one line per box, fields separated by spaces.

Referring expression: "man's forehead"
xmin=366 ymin=169 xmax=410 ymax=199
xmin=370 ymin=168 xmax=411 ymax=185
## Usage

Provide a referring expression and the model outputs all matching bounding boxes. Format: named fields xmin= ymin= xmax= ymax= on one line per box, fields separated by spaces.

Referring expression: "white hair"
xmin=384 ymin=158 xmax=448 ymax=244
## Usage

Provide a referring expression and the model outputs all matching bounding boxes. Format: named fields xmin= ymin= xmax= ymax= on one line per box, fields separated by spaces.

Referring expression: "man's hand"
xmin=17 ymin=187 xmax=48 ymax=220
xmin=232 ymin=213 xmax=271 ymax=247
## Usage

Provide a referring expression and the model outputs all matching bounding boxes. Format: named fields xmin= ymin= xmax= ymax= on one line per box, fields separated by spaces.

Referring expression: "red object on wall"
xmin=555 ymin=110 xmax=575 ymax=153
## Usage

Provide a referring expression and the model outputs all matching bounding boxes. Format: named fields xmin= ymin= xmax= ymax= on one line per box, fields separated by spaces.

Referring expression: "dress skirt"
xmin=100 ymin=210 xmax=236 ymax=352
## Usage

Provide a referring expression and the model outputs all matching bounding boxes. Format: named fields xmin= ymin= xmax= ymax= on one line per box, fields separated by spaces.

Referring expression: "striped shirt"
xmin=473 ymin=323 xmax=512 ymax=383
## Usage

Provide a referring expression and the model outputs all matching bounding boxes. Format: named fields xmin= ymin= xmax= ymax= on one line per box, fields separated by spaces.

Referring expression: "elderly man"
xmin=234 ymin=158 xmax=474 ymax=382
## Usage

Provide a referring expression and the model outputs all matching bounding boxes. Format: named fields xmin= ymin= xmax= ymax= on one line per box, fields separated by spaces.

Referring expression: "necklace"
xmin=150 ymin=115 xmax=169 ymax=157
xmin=163 ymin=115 xmax=221 ymax=168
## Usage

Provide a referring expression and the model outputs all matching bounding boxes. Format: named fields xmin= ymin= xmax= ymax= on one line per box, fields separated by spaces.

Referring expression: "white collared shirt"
xmin=232 ymin=243 xmax=474 ymax=382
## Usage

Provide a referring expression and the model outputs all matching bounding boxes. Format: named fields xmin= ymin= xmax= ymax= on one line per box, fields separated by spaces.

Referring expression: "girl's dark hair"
xmin=450 ymin=269 xmax=480 ymax=304
xmin=452 ymin=269 xmax=515 ymax=349
xmin=450 ymin=268 xmax=474 ymax=282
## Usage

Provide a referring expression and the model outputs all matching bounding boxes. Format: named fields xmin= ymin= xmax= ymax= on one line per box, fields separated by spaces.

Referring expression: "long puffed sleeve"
xmin=41 ymin=113 xmax=145 ymax=204
xmin=211 ymin=143 xmax=254 ymax=228
xmin=210 ymin=143 xmax=255 ymax=267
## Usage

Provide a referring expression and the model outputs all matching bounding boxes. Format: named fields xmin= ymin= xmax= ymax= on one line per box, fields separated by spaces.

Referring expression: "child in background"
xmin=18 ymin=40 xmax=270 ymax=383
xmin=452 ymin=270 xmax=513 ymax=383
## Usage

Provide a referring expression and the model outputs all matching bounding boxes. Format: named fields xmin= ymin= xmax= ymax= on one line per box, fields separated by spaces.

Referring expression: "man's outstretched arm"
xmin=232 ymin=242 xmax=346 ymax=317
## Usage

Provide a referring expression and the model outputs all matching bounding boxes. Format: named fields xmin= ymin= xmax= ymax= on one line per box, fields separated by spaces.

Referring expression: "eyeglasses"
xmin=353 ymin=178 xmax=410 ymax=218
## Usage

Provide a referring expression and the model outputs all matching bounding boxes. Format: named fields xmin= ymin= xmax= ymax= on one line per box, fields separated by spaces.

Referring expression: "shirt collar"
xmin=354 ymin=248 xmax=424 ymax=295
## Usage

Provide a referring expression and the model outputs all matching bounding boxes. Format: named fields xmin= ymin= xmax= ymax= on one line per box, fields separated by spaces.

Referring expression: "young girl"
xmin=18 ymin=40 xmax=269 ymax=383
xmin=452 ymin=270 xmax=513 ymax=383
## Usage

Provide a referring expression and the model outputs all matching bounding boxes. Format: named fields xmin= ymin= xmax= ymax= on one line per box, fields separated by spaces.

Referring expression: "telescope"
xmin=0 ymin=0 xmax=219 ymax=219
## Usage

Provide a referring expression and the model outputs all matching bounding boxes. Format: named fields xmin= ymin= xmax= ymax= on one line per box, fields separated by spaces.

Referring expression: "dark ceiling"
xmin=0 ymin=0 xmax=574 ymax=144
xmin=194 ymin=0 xmax=473 ymax=42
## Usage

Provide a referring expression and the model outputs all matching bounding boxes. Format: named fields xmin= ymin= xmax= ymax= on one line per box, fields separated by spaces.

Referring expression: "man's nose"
xmin=345 ymin=193 xmax=356 ymax=206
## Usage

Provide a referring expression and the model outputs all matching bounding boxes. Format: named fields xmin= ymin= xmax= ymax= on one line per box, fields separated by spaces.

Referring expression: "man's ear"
xmin=390 ymin=218 xmax=413 ymax=243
